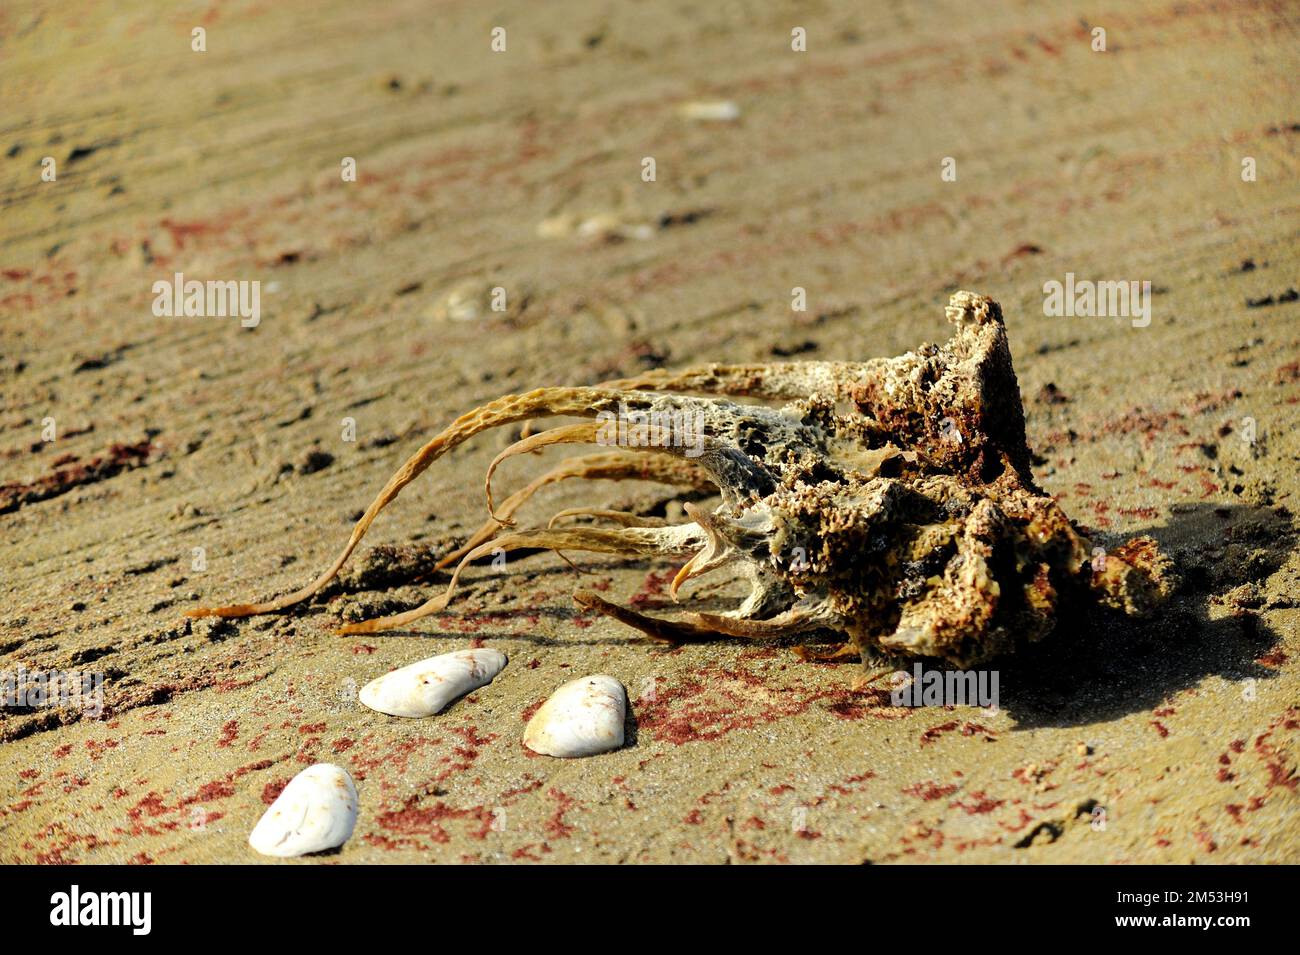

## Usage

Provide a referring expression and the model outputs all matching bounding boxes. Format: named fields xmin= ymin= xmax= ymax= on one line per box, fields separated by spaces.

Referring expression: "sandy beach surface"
xmin=2 ymin=0 xmax=1298 ymax=863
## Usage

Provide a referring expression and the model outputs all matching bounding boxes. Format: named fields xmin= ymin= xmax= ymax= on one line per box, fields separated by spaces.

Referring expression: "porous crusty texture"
xmin=593 ymin=292 xmax=1177 ymax=669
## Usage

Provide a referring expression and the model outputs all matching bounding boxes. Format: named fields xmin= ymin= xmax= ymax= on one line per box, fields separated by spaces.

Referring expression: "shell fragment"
xmin=677 ymin=100 xmax=741 ymax=122
xmin=359 ymin=648 xmax=507 ymax=718
xmin=523 ymin=674 xmax=627 ymax=758
xmin=249 ymin=763 xmax=358 ymax=858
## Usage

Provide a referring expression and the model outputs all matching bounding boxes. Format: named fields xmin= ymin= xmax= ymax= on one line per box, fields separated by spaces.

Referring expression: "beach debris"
xmin=427 ymin=279 xmax=529 ymax=323
xmin=537 ymin=211 xmax=656 ymax=242
xmin=677 ymin=99 xmax=741 ymax=122
xmin=188 ymin=291 xmax=1175 ymax=676
xmin=248 ymin=763 xmax=358 ymax=858
xmin=523 ymin=675 xmax=627 ymax=757
xmin=359 ymin=648 xmax=507 ymax=717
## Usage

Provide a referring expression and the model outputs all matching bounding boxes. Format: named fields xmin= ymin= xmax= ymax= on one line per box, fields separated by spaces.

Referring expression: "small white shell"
xmin=249 ymin=763 xmax=357 ymax=858
xmin=537 ymin=212 xmax=655 ymax=242
xmin=523 ymin=674 xmax=627 ymax=758
xmin=359 ymin=648 xmax=507 ymax=718
xmin=677 ymin=100 xmax=741 ymax=122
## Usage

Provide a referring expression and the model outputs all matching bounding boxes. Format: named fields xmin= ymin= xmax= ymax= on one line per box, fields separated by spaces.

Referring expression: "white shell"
xmin=677 ymin=100 xmax=741 ymax=122
xmin=359 ymin=648 xmax=507 ymax=718
xmin=249 ymin=763 xmax=357 ymax=858
xmin=523 ymin=674 xmax=627 ymax=758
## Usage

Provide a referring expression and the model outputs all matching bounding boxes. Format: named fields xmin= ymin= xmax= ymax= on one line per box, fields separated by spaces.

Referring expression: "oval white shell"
xmin=359 ymin=648 xmax=507 ymax=718
xmin=523 ymin=674 xmax=627 ymax=758
xmin=678 ymin=100 xmax=741 ymax=122
xmin=249 ymin=763 xmax=358 ymax=858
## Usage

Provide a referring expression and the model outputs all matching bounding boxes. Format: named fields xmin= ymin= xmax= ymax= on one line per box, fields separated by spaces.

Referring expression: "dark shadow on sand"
xmin=997 ymin=501 xmax=1294 ymax=729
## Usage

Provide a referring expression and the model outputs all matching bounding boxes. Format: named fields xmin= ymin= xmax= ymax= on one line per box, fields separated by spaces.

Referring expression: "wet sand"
xmin=2 ymin=0 xmax=1298 ymax=863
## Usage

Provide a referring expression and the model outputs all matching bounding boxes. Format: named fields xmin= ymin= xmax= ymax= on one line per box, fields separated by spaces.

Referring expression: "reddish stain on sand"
xmin=520 ymin=698 xmax=546 ymax=723
xmin=637 ymin=665 xmax=885 ymax=744
xmin=127 ymin=793 xmax=168 ymax=820
xmin=375 ymin=797 xmax=496 ymax=844
xmin=499 ymin=777 xmax=544 ymax=801
xmin=1257 ymin=649 xmax=1288 ymax=668
xmin=920 ymin=720 xmax=961 ymax=745
xmin=261 ymin=779 xmax=289 ymax=805
xmin=85 ymin=738 xmax=120 ymax=760
xmin=129 ymin=759 xmax=276 ymax=828
xmin=450 ymin=725 xmax=497 ymax=748
xmin=828 ymin=687 xmax=903 ymax=721
xmin=545 ymin=788 xmax=577 ymax=839
xmin=187 ymin=781 xmax=235 ymax=804
xmin=827 ymin=771 xmax=876 ymax=796
xmin=349 ymin=734 xmax=443 ymax=776
xmin=902 ymin=781 xmax=958 ymax=801
xmin=1254 ymin=709 xmax=1299 ymax=792
xmin=919 ymin=720 xmax=998 ymax=746
xmin=512 ymin=844 xmax=550 ymax=861
xmin=1 ymin=440 xmax=153 ymax=513
xmin=628 ymin=568 xmax=676 ymax=608
xmin=951 ymin=791 xmax=1005 ymax=815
